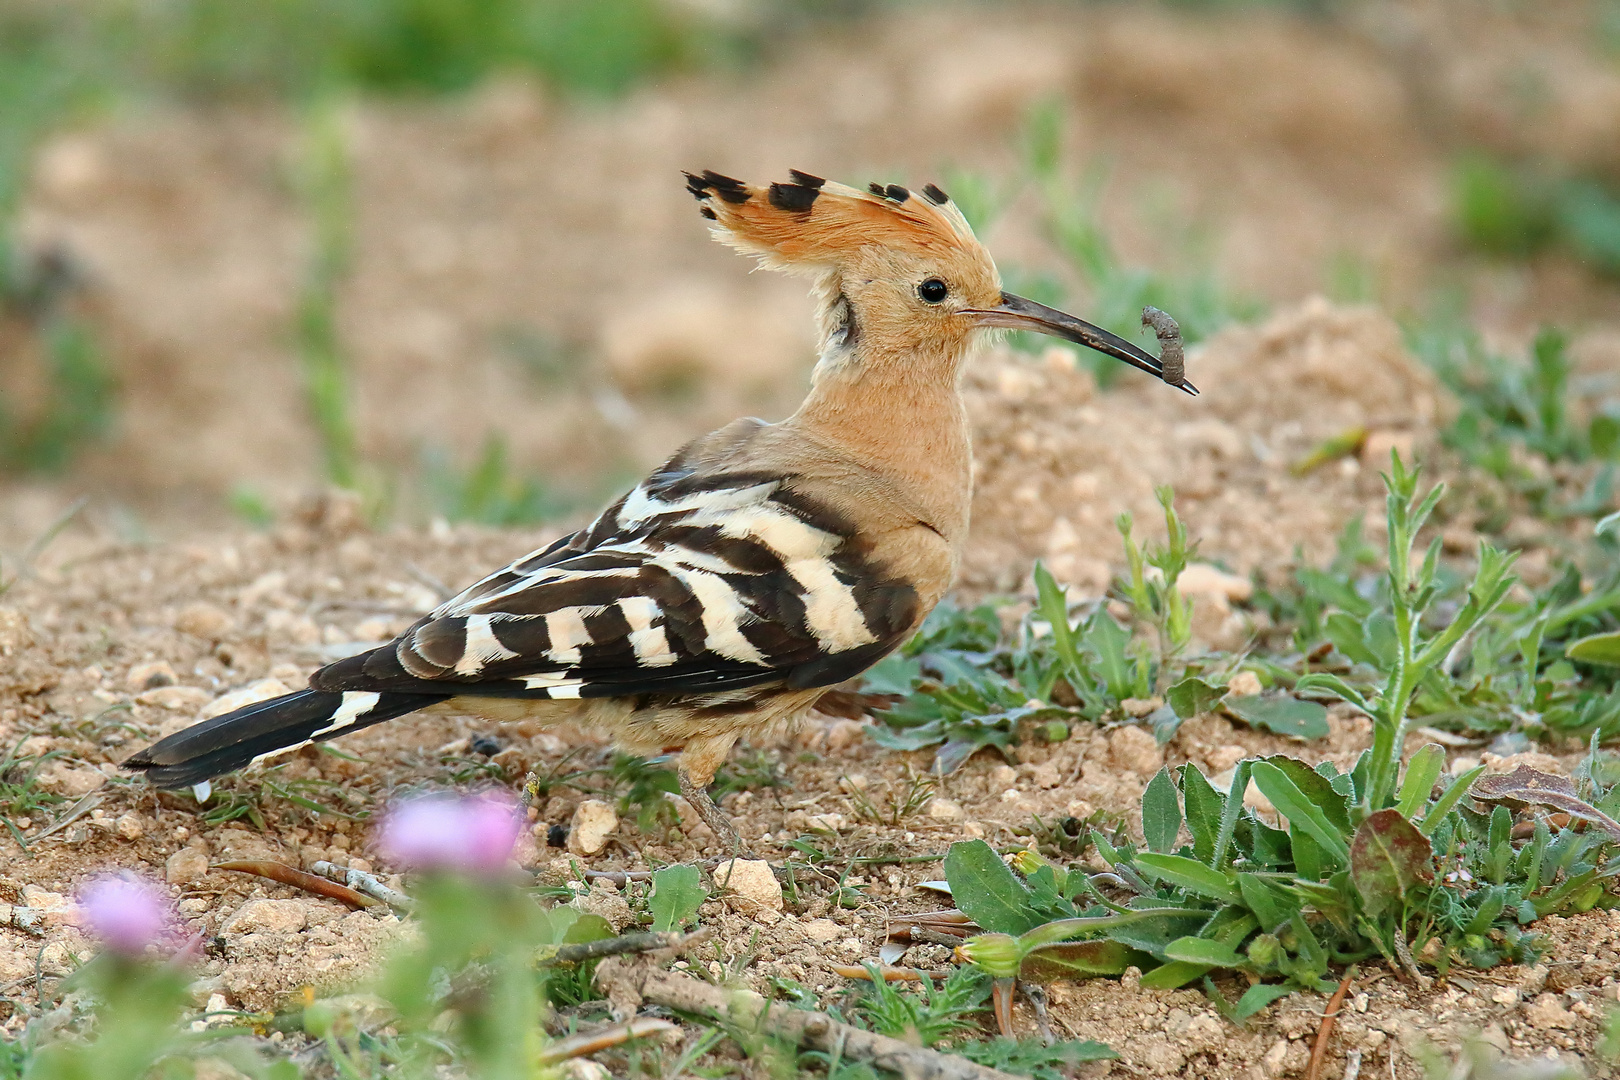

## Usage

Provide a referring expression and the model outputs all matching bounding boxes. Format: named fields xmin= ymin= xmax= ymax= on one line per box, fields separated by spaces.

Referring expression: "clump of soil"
xmin=963 ymin=297 xmax=1444 ymax=598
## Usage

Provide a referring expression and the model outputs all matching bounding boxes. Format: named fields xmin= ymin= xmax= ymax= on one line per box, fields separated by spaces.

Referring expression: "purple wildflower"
xmin=376 ymin=792 xmax=522 ymax=874
xmin=77 ymin=876 xmax=174 ymax=955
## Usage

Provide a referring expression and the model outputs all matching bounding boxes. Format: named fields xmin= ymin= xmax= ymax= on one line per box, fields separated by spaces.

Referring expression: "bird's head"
xmin=686 ymin=169 xmax=1190 ymax=392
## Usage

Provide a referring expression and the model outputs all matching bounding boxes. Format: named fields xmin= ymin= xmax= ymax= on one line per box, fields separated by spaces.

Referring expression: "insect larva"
xmin=1141 ymin=306 xmax=1185 ymax=389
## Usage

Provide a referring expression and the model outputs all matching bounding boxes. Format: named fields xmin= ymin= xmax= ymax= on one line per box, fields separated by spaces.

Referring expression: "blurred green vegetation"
xmin=0 ymin=0 xmax=760 ymax=494
xmin=1453 ymin=153 xmax=1620 ymax=277
xmin=986 ymin=101 xmax=1262 ymax=384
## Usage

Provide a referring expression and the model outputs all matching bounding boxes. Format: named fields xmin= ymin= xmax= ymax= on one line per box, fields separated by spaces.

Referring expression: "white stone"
xmin=137 ymin=685 xmax=212 ymax=710
xmin=221 ymin=899 xmax=310 ymax=936
xmin=801 ymin=918 xmax=841 ymax=944
xmin=560 ymin=1061 xmax=611 ymax=1080
xmin=167 ymin=846 xmax=210 ymax=884
xmin=1525 ymin=992 xmax=1576 ymax=1030
xmin=926 ymin=797 xmax=964 ymax=821
xmin=1227 ymin=670 xmax=1264 ymax=697
xmin=713 ymin=858 xmax=783 ymax=916
xmin=1261 ymin=1038 xmax=1289 ymax=1078
xmin=126 ymin=661 xmax=177 ymax=691
xmin=201 ymin=679 xmax=290 ymax=721
xmin=20 ymin=886 xmax=74 ymax=927
xmin=1176 ymin=563 xmax=1254 ymax=605
xmin=114 ymin=812 xmax=145 ymax=840
xmin=806 ymin=812 xmax=848 ymax=832
xmin=1108 ymin=725 xmax=1162 ymax=777
xmin=567 ymin=799 xmax=618 ymax=856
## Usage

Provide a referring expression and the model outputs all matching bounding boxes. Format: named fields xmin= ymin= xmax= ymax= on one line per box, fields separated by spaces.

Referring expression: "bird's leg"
xmin=678 ymin=734 xmax=743 ymax=855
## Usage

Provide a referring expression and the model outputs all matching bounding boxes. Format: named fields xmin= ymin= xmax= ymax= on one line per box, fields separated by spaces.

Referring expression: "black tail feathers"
xmin=123 ymin=688 xmax=443 ymax=788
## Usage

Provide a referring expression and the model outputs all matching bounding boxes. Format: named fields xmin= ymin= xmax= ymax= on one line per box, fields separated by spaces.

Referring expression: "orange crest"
xmin=684 ymin=170 xmax=983 ymax=271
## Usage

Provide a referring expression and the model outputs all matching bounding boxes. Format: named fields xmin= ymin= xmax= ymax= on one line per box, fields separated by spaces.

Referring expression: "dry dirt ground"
xmin=6 ymin=0 xmax=1620 ymax=1075
xmin=4 ymin=307 xmax=1620 ymax=1078
xmin=5 ymin=1 xmax=1620 ymax=545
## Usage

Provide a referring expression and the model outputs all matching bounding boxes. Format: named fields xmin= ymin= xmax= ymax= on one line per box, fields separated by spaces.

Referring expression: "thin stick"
xmin=605 ymin=966 xmax=1022 ymax=1080
xmin=831 ymin=965 xmax=955 ymax=981
xmin=1306 ymin=967 xmax=1356 ymax=1080
xmin=310 ymin=860 xmax=414 ymax=910
xmin=214 ymin=860 xmax=378 ymax=910
xmin=31 ymin=789 xmax=105 ymax=844
xmin=541 ymin=929 xmax=710 ymax=967
xmin=536 ymin=1017 xmax=678 ymax=1065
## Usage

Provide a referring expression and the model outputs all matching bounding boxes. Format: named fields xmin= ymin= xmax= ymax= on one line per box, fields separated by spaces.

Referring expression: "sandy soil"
xmin=3 ymin=308 xmax=1618 ymax=1077
xmin=6 ymin=1 xmax=1620 ymax=546
xmin=7 ymin=1 xmax=1620 ymax=1075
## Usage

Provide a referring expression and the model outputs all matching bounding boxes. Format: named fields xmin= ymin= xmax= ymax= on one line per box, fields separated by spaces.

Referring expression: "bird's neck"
xmin=788 ymin=343 xmax=974 ymax=543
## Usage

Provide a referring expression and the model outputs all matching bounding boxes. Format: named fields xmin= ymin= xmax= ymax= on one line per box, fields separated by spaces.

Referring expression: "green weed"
xmin=948 ymin=458 xmax=1620 ymax=1021
xmin=293 ymin=92 xmax=360 ymax=492
xmin=0 ymin=739 xmax=68 ymax=851
xmin=419 ymin=433 xmax=568 ymax=527
xmin=1452 ymin=153 xmax=1620 ymax=277
xmin=1020 ymin=101 xmax=1261 ymax=379
xmin=848 ymin=963 xmax=987 ymax=1047
xmin=130 ymin=0 xmax=723 ymax=100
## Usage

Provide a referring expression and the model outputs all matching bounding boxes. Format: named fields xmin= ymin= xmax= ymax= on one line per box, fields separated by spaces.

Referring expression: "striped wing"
xmin=312 ymin=458 xmax=920 ymax=702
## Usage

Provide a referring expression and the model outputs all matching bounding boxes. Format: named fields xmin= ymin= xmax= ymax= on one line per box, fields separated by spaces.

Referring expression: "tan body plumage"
xmin=126 ymin=170 xmax=1187 ymax=851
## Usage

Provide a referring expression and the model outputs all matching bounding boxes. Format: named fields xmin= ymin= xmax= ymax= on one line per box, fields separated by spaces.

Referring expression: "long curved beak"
xmin=964 ymin=292 xmax=1198 ymax=395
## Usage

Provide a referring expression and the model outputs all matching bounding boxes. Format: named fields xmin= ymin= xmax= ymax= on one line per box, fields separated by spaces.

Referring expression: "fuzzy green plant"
xmin=948 ymin=456 xmax=1620 ymax=1020
xmin=294 ymin=91 xmax=360 ymax=492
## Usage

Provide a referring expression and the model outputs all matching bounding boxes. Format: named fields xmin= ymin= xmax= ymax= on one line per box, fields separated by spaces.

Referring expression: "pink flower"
xmin=77 ymin=877 xmax=174 ymax=955
xmin=376 ymin=792 xmax=522 ymax=874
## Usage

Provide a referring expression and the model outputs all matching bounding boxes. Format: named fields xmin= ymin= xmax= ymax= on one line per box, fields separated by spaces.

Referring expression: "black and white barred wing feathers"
xmin=312 ymin=468 xmax=921 ymax=703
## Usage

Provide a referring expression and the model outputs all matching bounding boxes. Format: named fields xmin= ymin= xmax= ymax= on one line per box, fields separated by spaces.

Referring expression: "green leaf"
xmin=1212 ymin=759 xmax=1253 ymax=871
xmin=861 ymin=653 xmax=922 ymax=695
xmin=1263 ymin=756 xmax=1352 ymax=835
xmin=1569 ymin=631 xmax=1620 ymax=667
xmin=562 ymin=912 xmax=615 ymax=944
xmin=1420 ymin=764 xmax=1486 ymax=836
xmin=1231 ymin=983 xmax=1296 ymax=1022
xmin=1168 ymin=677 xmax=1226 ymax=720
xmin=1134 ymin=853 xmax=1241 ymax=904
xmin=1225 ymin=695 xmax=1330 ymax=740
xmin=1250 ymin=762 xmax=1350 ymax=864
xmin=1350 ymin=809 xmax=1434 ymax=917
xmin=1293 ymin=672 xmax=1372 ymax=714
xmin=1163 ymin=937 xmax=1244 ymax=968
xmin=1396 ymin=744 xmax=1446 ymax=820
xmin=1018 ymin=940 xmax=1149 ymax=983
xmin=943 ymin=840 xmax=1043 ymax=934
xmin=649 ymin=864 xmax=706 ymax=933
xmin=1138 ymin=960 xmax=1210 ymax=989
xmin=1179 ymin=765 xmax=1224 ymax=863
xmin=1142 ymin=768 xmax=1182 ymax=854
xmin=1236 ymin=873 xmax=1301 ymax=932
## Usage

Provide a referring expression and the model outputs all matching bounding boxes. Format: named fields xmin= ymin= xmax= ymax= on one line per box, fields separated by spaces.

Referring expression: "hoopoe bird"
xmin=125 ymin=170 xmax=1194 ymax=851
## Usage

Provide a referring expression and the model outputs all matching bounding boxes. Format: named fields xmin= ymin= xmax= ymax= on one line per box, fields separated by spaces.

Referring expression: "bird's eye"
xmin=917 ymin=278 xmax=949 ymax=304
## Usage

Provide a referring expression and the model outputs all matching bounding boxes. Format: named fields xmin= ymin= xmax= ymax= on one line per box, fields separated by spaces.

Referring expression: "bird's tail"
xmin=124 ymin=689 xmax=443 ymax=788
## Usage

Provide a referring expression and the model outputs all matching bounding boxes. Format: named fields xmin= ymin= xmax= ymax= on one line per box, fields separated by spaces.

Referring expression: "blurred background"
xmin=2 ymin=0 xmax=1619 ymax=548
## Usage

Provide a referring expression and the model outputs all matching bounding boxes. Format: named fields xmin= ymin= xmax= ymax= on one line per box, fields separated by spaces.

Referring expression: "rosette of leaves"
xmin=948 ymin=457 xmax=1620 ymax=1020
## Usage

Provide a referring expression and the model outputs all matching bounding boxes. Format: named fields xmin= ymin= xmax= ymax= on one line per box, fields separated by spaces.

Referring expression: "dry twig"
xmin=830 ymin=964 xmax=955 ymax=981
xmin=535 ymin=1017 xmax=678 ymax=1065
xmin=214 ymin=860 xmax=379 ymax=910
xmin=541 ymin=928 xmax=710 ymax=968
xmin=1306 ymin=967 xmax=1357 ymax=1080
xmin=596 ymin=962 xmax=1021 ymax=1080
xmin=310 ymin=860 xmax=415 ymax=909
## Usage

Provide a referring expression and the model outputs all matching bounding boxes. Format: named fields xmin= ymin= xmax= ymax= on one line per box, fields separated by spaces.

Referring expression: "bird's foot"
xmin=679 ymin=770 xmax=745 ymax=855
